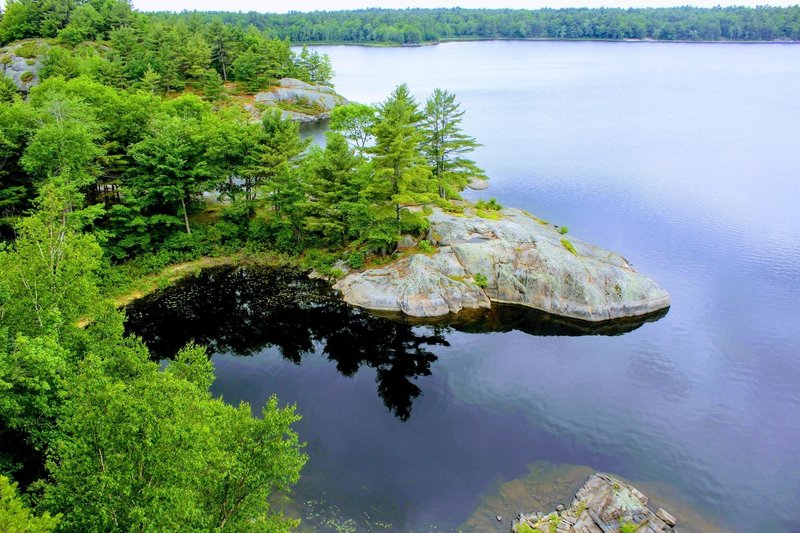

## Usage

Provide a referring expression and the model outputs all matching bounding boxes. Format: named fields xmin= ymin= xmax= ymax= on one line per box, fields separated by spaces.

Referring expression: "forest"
xmin=164 ymin=6 xmax=800 ymax=44
xmin=0 ymin=1 xmax=489 ymax=529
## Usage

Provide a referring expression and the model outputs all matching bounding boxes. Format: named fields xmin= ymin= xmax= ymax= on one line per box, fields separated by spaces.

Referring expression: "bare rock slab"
xmin=336 ymin=207 xmax=670 ymax=322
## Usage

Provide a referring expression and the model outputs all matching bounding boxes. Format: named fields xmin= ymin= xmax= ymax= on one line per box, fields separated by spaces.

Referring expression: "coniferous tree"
xmin=366 ymin=84 xmax=434 ymax=248
xmin=421 ymin=88 xmax=485 ymax=199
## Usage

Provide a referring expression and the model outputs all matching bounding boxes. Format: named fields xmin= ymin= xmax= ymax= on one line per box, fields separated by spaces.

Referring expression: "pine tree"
xmin=366 ymin=84 xmax=434 ymax=245
xmin=421 ymin=88 xmax=486 ymax=200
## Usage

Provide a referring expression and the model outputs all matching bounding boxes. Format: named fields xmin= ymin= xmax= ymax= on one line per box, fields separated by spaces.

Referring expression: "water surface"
xmin=128 ymin=41 xmax=800 ymax=532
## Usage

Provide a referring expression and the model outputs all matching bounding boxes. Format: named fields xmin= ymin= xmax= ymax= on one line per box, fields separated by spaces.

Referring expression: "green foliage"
xmin=417 ymin=240 xmax=435 ymax=254
xmin=329 ymin=102 xmax=376 ymax=153
xmin=475 ymin=198 xmax=502 ymax=211
xmin=474 ymin=273 xmax=488 ymax=288
xmin=561 ymin=238 xmax=578 ymax=256
xmin=366 ymin=84 xmax=435 ymax=249
xmin=0 ymin=76 xmax=19 ymax=103
xmin=422 ymin=88 xmax=485 ymax=200
xmin=18 ymin=71 xmax=33 ymax=83
xmin=559 ymin=225 xmax=569 ymax=234
xmin=0 ymin=475 xmax=59 ymax=532
xmin=347 ymin=251 xmax=365 ymax=269
xmin=0 ymin=185 xmax=103 ymax=338
xmin=42 ymin=342 xmax=306 ymax=531
xmin=13 ymin=42 xmax=40 ymax=59
xmin=517 ymin=522 xmax=536 ymax=533
xmin=619 ymin=519 xmax=638 ymax=533
xmin=202 ymin=7 xmax=800 ymax=44
xmin=295 ymin=45 xmax=334 ymax=86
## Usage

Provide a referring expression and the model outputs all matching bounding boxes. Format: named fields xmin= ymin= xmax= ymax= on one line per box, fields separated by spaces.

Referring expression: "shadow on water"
xmin=125 ymin=265 xmax=666 ymax=422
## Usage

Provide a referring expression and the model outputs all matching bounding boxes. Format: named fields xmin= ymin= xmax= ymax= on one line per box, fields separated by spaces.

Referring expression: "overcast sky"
xmin=130 ymin=0 xmax=800 ymax=13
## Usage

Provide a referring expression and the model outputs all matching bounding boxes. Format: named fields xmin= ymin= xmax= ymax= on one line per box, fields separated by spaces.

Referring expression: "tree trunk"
xmin=181 ymin=196 xmax=192 ymax=234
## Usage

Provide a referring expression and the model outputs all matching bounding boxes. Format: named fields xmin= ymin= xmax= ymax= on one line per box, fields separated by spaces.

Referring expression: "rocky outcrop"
xmin=511 ymin=473 xmax=677 ymax=532
xmin=1 ymin=40 xmax=44 ymax=94
xmin=334 ymin=207 xmax=670 ymax=322
xmin=247 ymin=78 xmax=348 ymax=123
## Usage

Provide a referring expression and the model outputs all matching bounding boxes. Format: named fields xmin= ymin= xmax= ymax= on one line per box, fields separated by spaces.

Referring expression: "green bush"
xmin=559 ymin=225 xmax=569 ymax=234
xmin=619 ymin=519 xmax=637 ymax=533
xmin=561 ymin=238 xmax=577 ymax=256
xmin=347 ymin=251 xmax=365 ymax=269
xmin=475 ymin=198 xmax=502 ymax=211
xmin=417 ymin=240 xmax=435 ymax=254
xmin=474 ymin=273 xmax=488 ymax=288
xmin=20 ymin=71 xmax=34 ymax=83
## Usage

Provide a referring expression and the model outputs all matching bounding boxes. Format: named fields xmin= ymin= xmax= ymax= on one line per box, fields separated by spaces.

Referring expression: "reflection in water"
xmin=125 ymin=265 xmax=663 ymax=422
xmin=125 ymin=265 xmax=447 ymax=421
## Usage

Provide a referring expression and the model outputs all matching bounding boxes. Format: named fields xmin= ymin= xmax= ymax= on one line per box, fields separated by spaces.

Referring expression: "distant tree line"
xmin=0 ymin=0 xmax=334 ymax=92
xmin=163 ymin=7 xmax=800 ymax=44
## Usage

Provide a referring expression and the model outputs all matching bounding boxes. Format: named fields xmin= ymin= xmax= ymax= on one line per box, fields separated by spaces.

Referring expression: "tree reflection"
xmin=125 ymin=265 xmax=666 ymax=420
xmin=125 ymin=266 xmax=447 ymax=421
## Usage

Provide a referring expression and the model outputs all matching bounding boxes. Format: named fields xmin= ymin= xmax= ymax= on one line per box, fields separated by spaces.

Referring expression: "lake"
xmin=126 ymin=41 xmax=800 ymax=532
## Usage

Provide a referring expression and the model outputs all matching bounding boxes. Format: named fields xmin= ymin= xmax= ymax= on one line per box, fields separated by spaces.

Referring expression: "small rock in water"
xmin=556 ymin=504 xmax=564 ymax=512
xmin=496 ymin=515 xmax=502 ymax=522
xmin=656 ymin=508 xmax=677 ymax=527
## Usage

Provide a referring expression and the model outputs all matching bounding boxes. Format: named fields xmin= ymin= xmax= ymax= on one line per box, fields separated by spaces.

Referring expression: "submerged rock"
xmin=248 ymin=77 xmax=348 ymax=123
xmin=335 ymin=207 xmax=670 ymax=322
xmin=512 ymin=473 xmax=677 ymax=532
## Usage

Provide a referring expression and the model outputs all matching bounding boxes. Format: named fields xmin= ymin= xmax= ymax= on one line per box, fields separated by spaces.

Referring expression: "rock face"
xmin=249 ymin=78 xmax=348 ymax=123
xmin=1 ymin=41 xmax=44 ymax=94
xmin=512 ymin=473 xmax=677 ymax=532
xmin=334 ymin=207 xmax=670 ymax=322
xmin=334 ymin=247 xmax=491 ymax=317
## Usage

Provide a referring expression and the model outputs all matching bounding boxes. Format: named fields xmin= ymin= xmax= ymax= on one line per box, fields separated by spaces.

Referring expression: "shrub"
xmin=474 ymin=273 xmax=488 ymax=288
xmin=559 ymin=225 xmax=569 ymax=234
xmin=475 ymin=198 xmax=502 ymax=211
xmin=347 ymin=251 xmax=365 ymax=269
xmin=560 ymin=238 xmax=577 ymax=256
xmin=417 ymin=240 xmax=435 ymax=254
xmin=619 ymin=519 xmax=637 ymax=533
xmin=20 ymin=71 xmax=34 ymax=83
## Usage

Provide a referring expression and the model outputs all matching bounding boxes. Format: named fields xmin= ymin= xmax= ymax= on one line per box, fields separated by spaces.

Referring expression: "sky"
xmin=130 ymin=0 xmax=800 ymax=13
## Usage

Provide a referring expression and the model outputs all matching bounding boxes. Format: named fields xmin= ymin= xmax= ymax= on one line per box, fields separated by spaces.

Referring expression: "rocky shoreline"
xmin=334 ymin=206 xmax=671 ymax=322
xmin=510 ymin=473 xmax=677 ymax=533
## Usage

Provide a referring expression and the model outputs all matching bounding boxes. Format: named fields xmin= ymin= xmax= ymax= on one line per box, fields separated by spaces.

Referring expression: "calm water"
xmin=127 ymin=42 xmax=800 ymax=532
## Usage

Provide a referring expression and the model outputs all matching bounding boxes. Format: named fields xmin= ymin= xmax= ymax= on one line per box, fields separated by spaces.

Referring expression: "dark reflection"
xmin=125 ymin=265 xmax=446 ymax=421
xmin=380 ymin=304 xmax=669 ymax=337
xmin=125 ymin=265 xmax=666 ymax=420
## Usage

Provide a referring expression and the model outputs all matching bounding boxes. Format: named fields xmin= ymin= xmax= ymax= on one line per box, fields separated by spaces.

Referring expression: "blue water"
xmin=131 ymin=41 xmax=800 ymax=532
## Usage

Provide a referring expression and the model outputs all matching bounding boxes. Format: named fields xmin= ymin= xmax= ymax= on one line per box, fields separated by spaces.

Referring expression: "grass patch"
xmin=20 ymin=71 xmax=34 ymax=83
xmin=14 ymin=42 xmax=40 ymax=59
xmin=561 ymin=238 xmax=578 ymax=256
xmin=474 ymin=273 xmax=488 ymax=288
xmin=558 ymin=225 xmax=568 ymax=234
xmin=619 ymin=519 xmax=637 ymax=533
xmin=276 ymin=96 xmax=327 ymax=115
xmin=476 ymin=209 xmax=502 ymax=220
